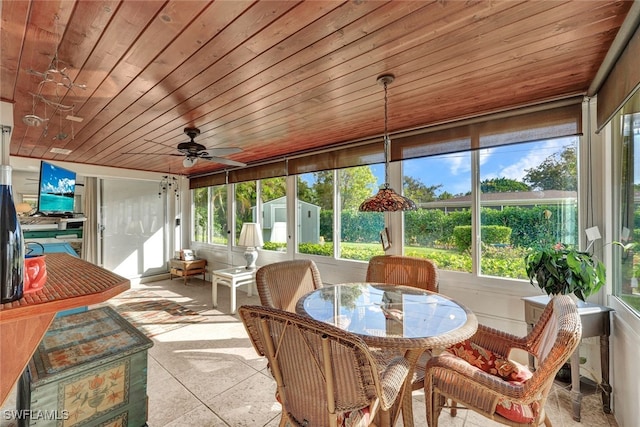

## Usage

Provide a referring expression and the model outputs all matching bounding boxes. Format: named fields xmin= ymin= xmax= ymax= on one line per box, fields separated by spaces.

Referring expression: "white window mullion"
xmin=471 ymin=148 xmax=481 ymax=276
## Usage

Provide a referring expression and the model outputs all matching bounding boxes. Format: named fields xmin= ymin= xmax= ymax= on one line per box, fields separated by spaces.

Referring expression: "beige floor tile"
xmin=160 ymin=404 xmax=226 ymax=427
xmin=205 ymin=371 xmax=282 ymax=427
xmin=264 ymin=415 xmax=284 ymax=427
xmin=146 ymin=355 xmax=204 ymax=427
xmin=169 ymin=356 xmax=261 ymax=404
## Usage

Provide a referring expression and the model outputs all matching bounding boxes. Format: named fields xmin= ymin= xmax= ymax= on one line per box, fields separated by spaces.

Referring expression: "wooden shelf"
xmin=0 ymin=253 xmax=130 ymax=405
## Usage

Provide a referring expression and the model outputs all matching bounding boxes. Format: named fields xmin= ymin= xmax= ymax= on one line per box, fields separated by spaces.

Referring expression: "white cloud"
xmin=444 ymin=152 xmax=470 ymax=175
xmin=480 ymin=138 xmax=574 ymax=182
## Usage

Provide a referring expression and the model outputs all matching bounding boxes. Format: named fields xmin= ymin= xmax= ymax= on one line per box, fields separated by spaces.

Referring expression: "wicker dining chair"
xmin=256 ymin=259 xmax=323 ymax=312
xmin=239 ymin=305 xmax=410 ymax=427
xmin=425 ymin=295 xmax=582 ymax=427
xmin=366 ymin=255 xmax=439 ymax=394
xmin=366 ymin=255 xmax=439 ymax=293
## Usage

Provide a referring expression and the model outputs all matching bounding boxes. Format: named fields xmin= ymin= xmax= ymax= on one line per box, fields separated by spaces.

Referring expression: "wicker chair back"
xmin=366 ymin=255 xmax=439 ymax=293
xmin=256 ymin=259 xmax=323 ymax=312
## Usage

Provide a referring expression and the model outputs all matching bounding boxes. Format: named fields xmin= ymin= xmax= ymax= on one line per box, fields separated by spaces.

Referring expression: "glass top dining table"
xmin=296 ymin=283 xmax=478 ymax=427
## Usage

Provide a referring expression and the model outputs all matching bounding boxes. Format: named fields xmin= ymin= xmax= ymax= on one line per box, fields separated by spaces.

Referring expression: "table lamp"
xmin=238 ymin=223 xmax=264 ymax=269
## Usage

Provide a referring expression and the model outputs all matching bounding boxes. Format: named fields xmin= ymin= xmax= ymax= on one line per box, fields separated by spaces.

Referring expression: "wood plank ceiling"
xmin=1 ymin=0 xmax=633 ymax=177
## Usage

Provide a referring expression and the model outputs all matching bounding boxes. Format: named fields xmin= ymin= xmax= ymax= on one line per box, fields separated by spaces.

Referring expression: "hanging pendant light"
xmin=359 ymin=74 xmax=417 ymax=212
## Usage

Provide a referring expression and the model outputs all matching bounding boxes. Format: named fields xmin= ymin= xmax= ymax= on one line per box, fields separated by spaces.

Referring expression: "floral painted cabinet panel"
xmin=18 ymin=307 xmax=153 ymax=427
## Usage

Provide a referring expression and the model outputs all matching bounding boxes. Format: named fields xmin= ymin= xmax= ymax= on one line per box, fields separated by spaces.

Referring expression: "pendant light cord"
xmin=383 ymin=79 xmax=390 ymax=186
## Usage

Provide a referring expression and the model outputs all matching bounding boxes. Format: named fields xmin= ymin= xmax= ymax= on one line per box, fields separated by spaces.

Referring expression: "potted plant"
xmin=524 ymin=242 xmax=606 ymax=301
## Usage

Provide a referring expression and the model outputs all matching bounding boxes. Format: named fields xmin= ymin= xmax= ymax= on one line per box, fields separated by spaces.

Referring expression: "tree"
xmin=339 ymin=166 xmax=378 ymax=211
xmin=523 ymin=146 xmax=577 ymax=191
xmin=210 ymin=185 xmax=228 ymax=240
xmin=481 ymin=177 xmax=530 ymax=193
xmin=235 ymin=181 xmax=257 ymax=224
xmin=296 ymin=176 xmax=314 ymax=204
xmin=311 ymin=171 xmax=334 ymax=210
xmin=403 ymin=176 xmax=442 ymax=204
xmin=437 ymin=191 xmax=455 ymax=200
xmin=307 ymin=167 xmax=377 ymax=211
xmin=261 ymin=177 xmax=286 ymax=202
xmin=193 ymin=187 xmax=208 ymax=240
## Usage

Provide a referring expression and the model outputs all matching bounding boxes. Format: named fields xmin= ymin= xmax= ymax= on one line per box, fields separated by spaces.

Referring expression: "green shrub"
xmin=262 ymin=242 xmax=286 ymax=251
xmin=321 ymin=211 xmax=385 ymax=243
xmin=340 ymin=244 xmax=384 ymax=260
xmin=404 ymin=209 xmax=449 ymax=246
xmin=452 ymin=226 xmax=473 ymax=252
xmin=452 ymin=225 xmax=511 ymax=252
xmin=483 ymin=225 xmax=511 ymax=246
xmin=298 ymin=242 xmax=334 ymax=256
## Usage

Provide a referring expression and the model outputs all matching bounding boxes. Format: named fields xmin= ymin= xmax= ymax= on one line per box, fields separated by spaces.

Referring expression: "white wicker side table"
xmin=211 ymin=266 xmax=256 ymax=314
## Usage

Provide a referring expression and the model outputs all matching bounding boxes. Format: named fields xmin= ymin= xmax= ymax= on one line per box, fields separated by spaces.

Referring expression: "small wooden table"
xmin=523 ymin=295 xmax=613 ymax=421
xmin=169 ymin=258 xmax=207 ymax=285
xmin=211 ymin=266 xmax=256 ymax=314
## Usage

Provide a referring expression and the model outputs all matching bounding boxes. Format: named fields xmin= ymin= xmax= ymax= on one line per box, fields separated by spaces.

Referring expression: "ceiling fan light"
xmin=183 ymin=157 xmax=197 ymax=168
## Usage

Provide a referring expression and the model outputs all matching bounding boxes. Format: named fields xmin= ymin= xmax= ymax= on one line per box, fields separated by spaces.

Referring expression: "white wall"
xmin=608 ymin=298 xmax=640 ymax=427
xmin=0 ymin=101 xmax=13 ymax=165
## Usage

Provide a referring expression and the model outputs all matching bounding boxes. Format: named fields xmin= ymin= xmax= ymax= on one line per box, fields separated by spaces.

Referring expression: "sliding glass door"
xmin=100 ymin=179 xmax=168 ymax=278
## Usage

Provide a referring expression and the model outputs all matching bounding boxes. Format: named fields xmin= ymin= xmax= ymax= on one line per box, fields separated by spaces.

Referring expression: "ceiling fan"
xmin=124 ymin=127 xmax=246 ymax=168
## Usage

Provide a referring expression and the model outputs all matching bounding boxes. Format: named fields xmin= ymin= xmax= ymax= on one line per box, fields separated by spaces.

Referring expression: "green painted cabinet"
xmin=18 ymin=307 xmax=153 ymax=427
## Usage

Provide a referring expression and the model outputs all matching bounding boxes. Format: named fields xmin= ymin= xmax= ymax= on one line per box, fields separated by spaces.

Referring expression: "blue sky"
xmin=375 ymin=137 xmax=578 ymax=196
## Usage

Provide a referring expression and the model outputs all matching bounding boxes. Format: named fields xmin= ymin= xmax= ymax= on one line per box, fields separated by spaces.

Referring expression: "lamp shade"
xmin=359 ymin=184 xmax=417 ymax=212
xmin=238 ymin=223 xmax=264 ymax=248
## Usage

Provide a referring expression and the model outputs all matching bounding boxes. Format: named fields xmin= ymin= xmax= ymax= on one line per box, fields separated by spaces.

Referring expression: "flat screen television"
xmin=36 ymin=161 xmax=76 ymax=215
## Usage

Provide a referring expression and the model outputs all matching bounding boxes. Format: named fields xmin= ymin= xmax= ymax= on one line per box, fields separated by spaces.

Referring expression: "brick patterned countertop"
xmin=0 ymin=253 xmax=130 ymax=322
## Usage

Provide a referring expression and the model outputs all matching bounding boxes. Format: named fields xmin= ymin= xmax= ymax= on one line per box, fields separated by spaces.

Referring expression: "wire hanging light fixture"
xmin=359 ymin=74 xmax=417 ymax=212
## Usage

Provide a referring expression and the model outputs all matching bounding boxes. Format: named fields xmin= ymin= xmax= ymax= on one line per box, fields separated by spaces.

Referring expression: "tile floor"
xmin=2 ymin=276 xmax=619 ymax=427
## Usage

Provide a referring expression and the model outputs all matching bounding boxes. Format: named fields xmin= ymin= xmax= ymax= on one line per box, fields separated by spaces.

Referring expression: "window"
xmin=193 ymin=185 xmax=228 ymax=244
xmin=210 ymin=184 xmax=228 ymax=245
xmin=260 ymin=176 xmax=287 ymax=252
xmin=478 ymin=138 xmax=578 ymax=279
xmin=235 ymin=181 xmax=257 ymax=243
xmin=190 ymin=101 xmax=582 ymax=275
xmin=613 ymin=88 xmax=640 ymax=316
xmin=403 ymin=153 xmax=472 ymax=272
xmin=339 ymin=165 xmax=385 ymax=260
xmin=403 ymin=137 xmax=579 ymax=277
xmin=297 ymin=172 xmax=333 ymax=257
xmin=193 ymin=187 xmax=208 ymax=243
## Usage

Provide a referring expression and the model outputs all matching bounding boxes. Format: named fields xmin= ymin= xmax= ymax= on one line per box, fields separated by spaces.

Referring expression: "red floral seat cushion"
xmin=447 ymin=340 xmax=537 ymax=423
xmin=495 ymin=399 xmax=540 ymax=424
xmin=447 ymin=340 xmax=532 ymax=383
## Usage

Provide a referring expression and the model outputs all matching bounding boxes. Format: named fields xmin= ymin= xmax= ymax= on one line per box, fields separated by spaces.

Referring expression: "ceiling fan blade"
xmin=199 ymin=147 xmax=242 ymax=157
xmin=201 ymin=156 xmax=247 ymax=167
